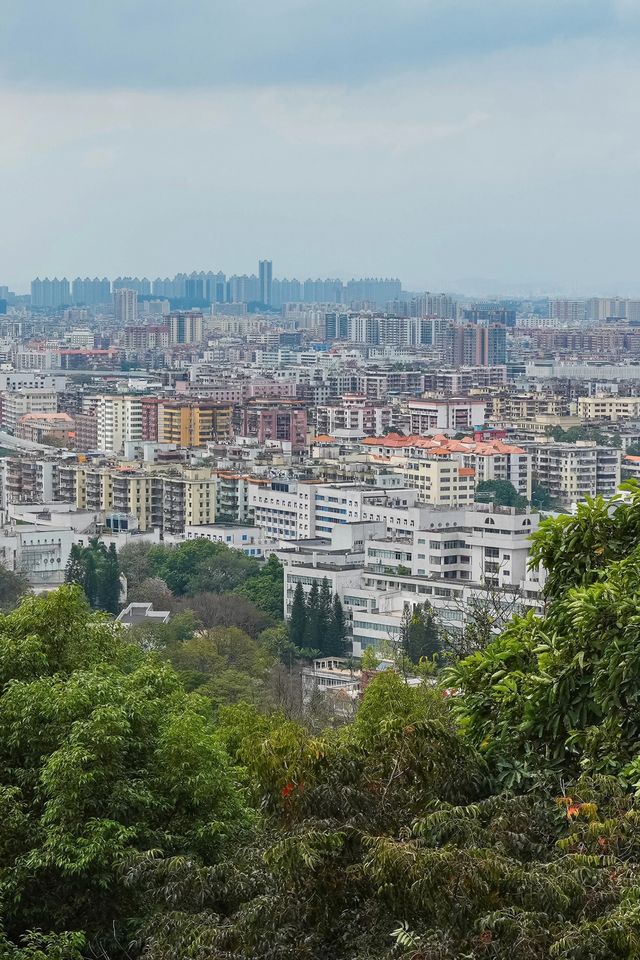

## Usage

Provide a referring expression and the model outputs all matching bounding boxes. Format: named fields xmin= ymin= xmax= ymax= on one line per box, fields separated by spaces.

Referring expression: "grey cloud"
xmin=0 ymin=0 xmax=627 ymax=89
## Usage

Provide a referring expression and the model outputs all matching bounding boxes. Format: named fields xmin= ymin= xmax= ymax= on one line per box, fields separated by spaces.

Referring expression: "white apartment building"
xmin=248 ymin=478 xmax=317 ymax=540
xmin=0 ymin=372 xmax=67 ymax=393
xmin=181 ymin=523 xmax=269 ymax=558
xmin=247 ymin=479 xmax=431 ymax=543
xmin=403 ymin=456 xmax=476 ymax=506
xmin=407 ymin=398 xmax=487 ymax=434
xmin=12 ymin=348 xmax=61 ymax=371
xmin=361 ymin=435 xmax=532 ymax=499
xmin=94 ymin=395 xmax=143 ymax=453
xmin=315 ymin=395 xmax=392 ymax=439
xmin=114 ymin=288 xmax=138 ymax=325
xmin=278 ymin=504 xmax=543 ymax=657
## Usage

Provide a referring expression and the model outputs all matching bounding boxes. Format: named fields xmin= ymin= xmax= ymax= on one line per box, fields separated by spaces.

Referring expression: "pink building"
xmin=241 ymin=399 xmax=308 ymax=451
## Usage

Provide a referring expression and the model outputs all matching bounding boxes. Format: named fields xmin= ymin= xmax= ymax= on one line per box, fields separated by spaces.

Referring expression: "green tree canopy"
xmin=0 ymin=586 xmax=247 ymax=955
xmin=448 ymin=481 xmax=640 ymax=788
xmin=530 ymin=481 xmax=554 ymax=510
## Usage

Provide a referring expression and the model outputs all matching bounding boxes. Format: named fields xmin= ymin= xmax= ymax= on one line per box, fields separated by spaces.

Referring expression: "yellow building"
xmin=162 ymin=468 xmax=217 ymax=534
xmin=159 ymin=401 xmax=233 ymax=446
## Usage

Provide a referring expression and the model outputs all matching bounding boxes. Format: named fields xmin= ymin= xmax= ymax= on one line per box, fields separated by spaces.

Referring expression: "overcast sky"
xmin=1 ymin=0 xmax=640 ymax=295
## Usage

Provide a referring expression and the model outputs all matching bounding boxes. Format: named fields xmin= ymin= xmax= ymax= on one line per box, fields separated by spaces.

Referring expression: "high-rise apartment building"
xmin=411 ymin=292 xmax=457 ymax=319
xmin=443 ymin=323 xmax=506 ymax=366
xmin=72 ymin=277 xmax=111 ymax=305
xmin=113 ymin=277 xmax=151 ymax=295
xmin=324 ymin=312 xmax=351 ymax=340
xmin=549 ymin=299 xmax=586 ymax=322
xmin=30 ymin=278 xmax=71 ymax=309
xmin=114 ymin=288 xmax=138 ymax=325
xmin=259 ymin=260 xmax=273 ymax=306
xmin=168 ymin=310 xmax=204 ymax=345
xmin=241 ymin=399 xmax=308 ymax=451
xmin=93 ymin=395 xmax=143 ymax=453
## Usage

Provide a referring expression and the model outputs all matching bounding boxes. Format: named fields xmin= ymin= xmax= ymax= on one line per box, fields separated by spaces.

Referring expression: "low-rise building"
xmin=406 ymin=397 xmax=486 ymax=434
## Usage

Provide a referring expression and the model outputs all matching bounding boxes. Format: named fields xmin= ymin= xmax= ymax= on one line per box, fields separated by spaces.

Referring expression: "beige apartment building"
xmin=403 ymin=456 xmax=475 ymax=506
xmin=577 ymin=396 xmax=640 ymax=422
xmin=59 ymin=462 xmax=216 ymax=533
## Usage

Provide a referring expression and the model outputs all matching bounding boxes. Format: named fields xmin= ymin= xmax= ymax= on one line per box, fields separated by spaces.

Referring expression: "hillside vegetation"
xmin=4 ymin=488 xmax=640 ymax=957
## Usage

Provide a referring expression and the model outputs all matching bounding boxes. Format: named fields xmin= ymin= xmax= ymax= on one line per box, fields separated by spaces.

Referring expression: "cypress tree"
xmin=83 ymin=551 xmax=98 ymax=609
xmin=97 ymin=542 xmax=121 ymax=614
xmin=317 ymin=577 xmax=333 ymax=653
xmin=403 ymin=602 xmax=440 ymax=664
xmin=327 ymin=593 xmax=347 ymax=656
xmin=304 ymin=579 xmax=321 ymax=650
xmin=65 ymin=544 xmax=85 ymax=586
xmin=289 ymin=581 xmax=307 ymax=648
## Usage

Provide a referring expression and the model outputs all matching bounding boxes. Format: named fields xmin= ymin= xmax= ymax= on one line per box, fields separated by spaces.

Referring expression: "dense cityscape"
xmin=2 ymin=266 xmax=640 ymax=659
xmin=6 ymin=0 xmax=640 ymax=957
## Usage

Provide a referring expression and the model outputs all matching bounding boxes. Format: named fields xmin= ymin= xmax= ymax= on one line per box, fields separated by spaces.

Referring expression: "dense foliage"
xmin=119 ymin=539 xmax=285 ymax=620
xmin=0 ymin=588 xmax=247 ymax=957
xmin=0 ymin=564 xmax=29 ymax=612
xmin=475 ymin=479 xmax=527 ymax=508
xmin=448 ymin=483 xmax=640 ymax=790
xmin=8 ymin=488 xmax=640 ymax=957
xmin=65 ymin=538 xmax=120 ymax=613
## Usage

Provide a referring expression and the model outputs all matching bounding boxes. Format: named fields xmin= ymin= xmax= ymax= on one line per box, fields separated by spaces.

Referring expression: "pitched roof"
xmin=361 ymin=433 xmax=526 ymax=456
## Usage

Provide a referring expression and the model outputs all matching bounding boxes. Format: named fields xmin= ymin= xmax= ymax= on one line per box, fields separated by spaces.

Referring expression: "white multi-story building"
xmin=247 ymin=479 xmax=435 ymax=543
xmin=577 ymin=396 xmax=640 ymax=422
xmin=361 ymin=434 xmax=532 ymax=499
xmin=525 ymin=441 xmax=621 ymax=503
xmin=315 ymin=395 xmax=392 ymax=439
xmin=403 ymin=456 xmax=476 ymax=506
xmin=114 ymin=288 xmax=138 ymax=325
xmin=278 ymin=503 xmax=544 ymax=657
xmin=407 ymin=398 xmax=486 ymax=434
xmin=93 ymin=395 xmax=143 ymax=453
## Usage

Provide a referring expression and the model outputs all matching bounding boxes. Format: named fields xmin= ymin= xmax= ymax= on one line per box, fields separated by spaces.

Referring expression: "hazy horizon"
xmin=2 ymin=1 xmax=640 ymax=296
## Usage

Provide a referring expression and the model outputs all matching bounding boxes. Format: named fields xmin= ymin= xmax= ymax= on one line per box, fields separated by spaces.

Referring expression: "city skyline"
xmin=2 ymin=2 xmax=640 ymax=294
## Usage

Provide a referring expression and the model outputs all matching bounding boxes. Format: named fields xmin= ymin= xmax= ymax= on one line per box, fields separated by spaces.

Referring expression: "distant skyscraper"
xmin=114 ymin=288 xmax=138 ymax=325
xmin=30 ymin=277 xmax=71 ymax=309
xmin=72 ymin=277 xmax=111 ymax=305
xmin=113 ymin=277 xmax=151 ymax=296
xmin=227 ymin=274 xmax=260 ymax=303
xmin=412 ymin=292 xmax=457 ymax=319
xmin=259 ymin=260 xmax=273 ymax=306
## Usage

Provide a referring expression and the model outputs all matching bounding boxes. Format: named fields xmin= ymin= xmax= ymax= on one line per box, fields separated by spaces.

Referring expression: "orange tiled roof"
xmin=361 ymin=433 xmax=526 ymax=456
